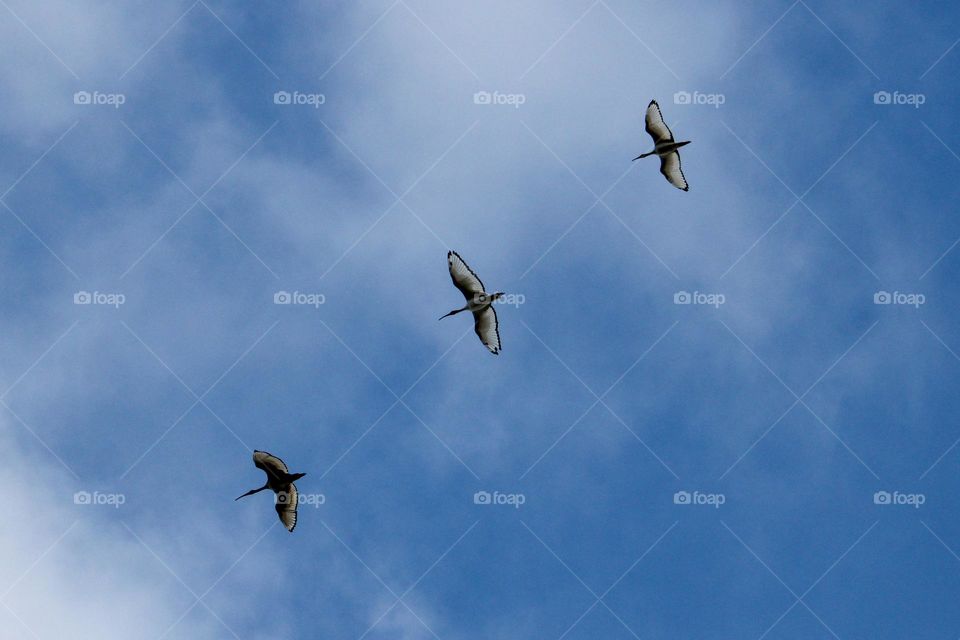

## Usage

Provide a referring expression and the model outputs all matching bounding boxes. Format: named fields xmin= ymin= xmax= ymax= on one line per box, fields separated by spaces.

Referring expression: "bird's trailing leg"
xmin=235 ymin=484 xmax=268 ymax=500
xmin=439 ymin=306 xmax=467 ymax=320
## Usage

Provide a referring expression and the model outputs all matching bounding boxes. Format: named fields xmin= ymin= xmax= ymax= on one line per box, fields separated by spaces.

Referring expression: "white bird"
xmin=440 ymin=251 xmax=503 ymax=355
xmin=633 ymin=99 xmax=690 ymax=191
xmin=235 ymin=450 xmax=305 ymax=532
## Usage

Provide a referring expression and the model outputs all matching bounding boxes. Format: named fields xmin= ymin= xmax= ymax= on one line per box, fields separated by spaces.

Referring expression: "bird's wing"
xmin=253 ymin=450 xmax=289 ymax=480
xmin=645 ymin=100 xmax=675 ymax=144
xmin=448 ymin=251 xmax=486 ymax=301
xmin=275 ymin=483 xmax=298 ymax=532
xmin=473 ymin=306 xmax=501 ymax=354
xmin=659 ymin=151 xmax=689 ymax=191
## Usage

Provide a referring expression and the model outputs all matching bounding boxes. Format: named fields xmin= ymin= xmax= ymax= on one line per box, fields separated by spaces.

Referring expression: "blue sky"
xmin=1 ymin=1 xmax=960 ymax=638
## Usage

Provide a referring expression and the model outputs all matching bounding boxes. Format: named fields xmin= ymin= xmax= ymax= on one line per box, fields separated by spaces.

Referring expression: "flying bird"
xmin=440 ymin=250 xmax=503 ymax=354
xmin=633 ymin=99 xmax=690 ymax=191
xmin=235 ymin=450 xmax=305 ymax=532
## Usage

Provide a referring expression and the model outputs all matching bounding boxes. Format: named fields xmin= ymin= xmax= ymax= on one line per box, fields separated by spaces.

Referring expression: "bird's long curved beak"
xmin=438 ymin=310 xmax=456 ymax=320
xmin=235 ymin=488 xmax=260 ymax=501
xmin=632 ymin=154 xmax=644 ymax=161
